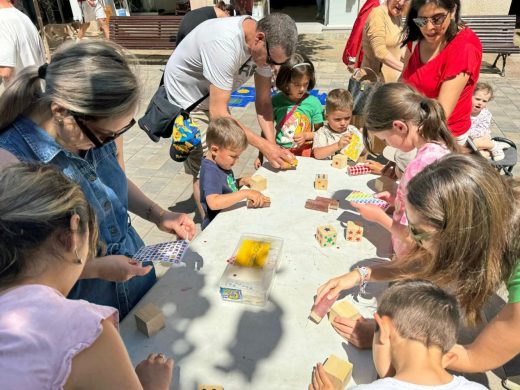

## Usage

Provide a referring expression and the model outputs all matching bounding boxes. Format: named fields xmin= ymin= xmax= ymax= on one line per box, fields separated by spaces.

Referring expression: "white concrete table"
xmin=120 ymin=157 xmax=393 ymax=389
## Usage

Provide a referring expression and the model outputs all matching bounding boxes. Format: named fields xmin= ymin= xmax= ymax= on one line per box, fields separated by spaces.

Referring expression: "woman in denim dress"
xmin=0 ymin=41 xmax=196 ymax=318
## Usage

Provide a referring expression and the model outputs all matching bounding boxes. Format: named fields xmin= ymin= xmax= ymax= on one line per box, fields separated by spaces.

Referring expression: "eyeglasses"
xmin=265 ymin=40 xmax=287 ymax=66
xmin=408 ymin=224 xmax=432 ymax=246
xmin=413 ymin=12 xmax=449 ymax=28
xmin=72 ymin=114 xmax=135 ymax=148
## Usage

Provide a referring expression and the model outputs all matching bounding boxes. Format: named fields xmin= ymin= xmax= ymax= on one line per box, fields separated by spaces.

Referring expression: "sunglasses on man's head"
xmin=413 ymin=12 xmax=449 ymax=28
xmin=72 ymin=114 xmax=135 ymax=148
xmin=265 ymin=40 xmax=287 ymax=66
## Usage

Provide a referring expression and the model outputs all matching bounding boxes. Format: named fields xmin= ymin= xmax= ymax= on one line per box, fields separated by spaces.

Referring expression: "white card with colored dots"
xmin=133 ymin=240 xmax=189 ymax=266
xmin=345 ymin=191 xmax=389 ymax=210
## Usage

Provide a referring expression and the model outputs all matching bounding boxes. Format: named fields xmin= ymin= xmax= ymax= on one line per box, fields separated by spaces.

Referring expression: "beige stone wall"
xmin=461 ymin=0 xmax=511 ymax=16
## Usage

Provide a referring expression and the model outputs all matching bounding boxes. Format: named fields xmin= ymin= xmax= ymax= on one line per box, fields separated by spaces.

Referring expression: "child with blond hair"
xmin=312 ymin=88 xmax=360 ymax=160
xmin=200 ymin=117 xmax=268 ymax=229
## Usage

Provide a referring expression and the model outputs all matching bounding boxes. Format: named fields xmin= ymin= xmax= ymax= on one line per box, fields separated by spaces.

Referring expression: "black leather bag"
xmin=347 ymin=67 xmax=380 ymax=116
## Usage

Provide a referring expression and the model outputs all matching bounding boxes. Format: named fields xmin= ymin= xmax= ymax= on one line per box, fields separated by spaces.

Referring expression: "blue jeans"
xmin=68 ymin=261 xmax=156 ymax=319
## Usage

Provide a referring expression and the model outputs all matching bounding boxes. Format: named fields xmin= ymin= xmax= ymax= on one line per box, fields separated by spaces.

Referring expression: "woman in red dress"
xmin=402 ymin=0 xmax=482 ymax=144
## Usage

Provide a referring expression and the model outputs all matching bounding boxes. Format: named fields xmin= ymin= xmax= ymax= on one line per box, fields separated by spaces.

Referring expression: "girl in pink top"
xmin=0 ymin=164 xmax=173 ymax=390
xmin=353 ymin=83 xmax=458 ymax=257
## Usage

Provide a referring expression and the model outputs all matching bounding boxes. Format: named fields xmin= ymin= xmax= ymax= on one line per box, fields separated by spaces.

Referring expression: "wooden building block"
xmin=315 ymin=196 xmax=339 ymax=210
xmin=310 ymin=294 xmax=336 ymax=324
xmin=316 ymin=224 xmax=337 ymax=247
xmin=332 ymin=154 xmax=348 ymax=169
xmin=134 ymin=303 xmax=165 ymax=337
xmin=314 ymin=173 xmax=328 ymax=190
xmin=250 ymin=175 xmax=267 ymax=191
xmin=247 ymin=195 xmax=271 ymax=208
xmin=323 ymin=355 xmax=353 ymax=390
xmin=345 ymin=221 xmax=363 ymax=242
xmin=280 ymin=158 xmax=298 ymax=170
xmin=347 ymin=164 xmax=371 ymax=176
xmin=328 ymin=300 xmax=362 ymax=323
xmin=374 ymin=176 xmax=395 ymax=193
xmin=198 ymin=385 xmax=224 ymax=390
xmin=305 ymin=199 xmax=329 ymax=212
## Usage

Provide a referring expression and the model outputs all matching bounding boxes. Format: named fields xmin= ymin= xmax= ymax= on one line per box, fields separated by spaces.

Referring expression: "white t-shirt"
xmin=164 ymin=15 xmax=271 ymax=110
xmin=0 ymin=8 xmax=45 ymax=76
xmin=350 ymin=376 xmax=487 ymax=390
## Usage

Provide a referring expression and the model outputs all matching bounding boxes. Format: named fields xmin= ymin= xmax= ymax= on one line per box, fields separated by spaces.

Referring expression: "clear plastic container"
xmin=219 ymin=233 xmax=284 ymax=306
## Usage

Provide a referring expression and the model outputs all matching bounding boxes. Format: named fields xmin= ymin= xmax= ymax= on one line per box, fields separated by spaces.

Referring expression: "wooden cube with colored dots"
xmin=314 ymin=174 xmax=328 ymax=190
xmin=316 ymin=224 xmax=337 ymax=247
xmin=198 ymin=386 xmax=224 ymax=390
xmin=332 ymin=154 xmax=348 ymax=169
xmin=345 ymin=221 xmax=363 ymax=242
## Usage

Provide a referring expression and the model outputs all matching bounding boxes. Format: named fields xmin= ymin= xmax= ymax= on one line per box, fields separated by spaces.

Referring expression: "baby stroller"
xmin=467 ymin=136 xmax=518 ymax=176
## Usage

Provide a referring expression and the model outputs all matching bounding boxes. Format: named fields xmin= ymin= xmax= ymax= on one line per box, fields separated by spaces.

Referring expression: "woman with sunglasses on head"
xmin=0 ymin=40 xmax=196 ymax=318
xmin=401 ymin=0 xmax=482 ymax=145
xmin=316 ymin=154 xmax=520 ymax=354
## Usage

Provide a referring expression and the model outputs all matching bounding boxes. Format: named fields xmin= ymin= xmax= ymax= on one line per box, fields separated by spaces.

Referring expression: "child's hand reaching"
xmin=294 ymin=131 xmax=314 ymax=147
xmin=254 ymin=152 xmax=264 ymax=170
xmin=244 ymin=189 xmax=268 ymax=208
xmin=352 ymin=203 xmax=388 ymax=225
xmin=337 ymin=132 xmax=352 ymax=150
xmin=309 ymin=363 xmax=335 ymax=390
xmin=238 ymin=176 xmax=251 ymax=187
xmin=365 ymin=159 xmax=385 ymax=174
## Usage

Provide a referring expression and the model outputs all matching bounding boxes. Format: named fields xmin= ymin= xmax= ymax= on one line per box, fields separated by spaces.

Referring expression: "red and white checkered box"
xmin=348 ymin=164 xmax=371 ymax=176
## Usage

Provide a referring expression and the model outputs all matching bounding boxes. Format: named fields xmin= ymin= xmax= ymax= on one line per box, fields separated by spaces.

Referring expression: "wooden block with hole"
xmin=323 ymin=354 xmax=353 ymax=390
xmin=345 ymin=221 xmax=363 ymax=242
xmin=332 ymin=154 xmax=348 ymax=169
xmin=134 ymin=303 xmax=165 ymax=337
xmin=249 ymin=175 xmax=267 ymax=191
xmin=314 ymin=173 xmax=328 ymax=190
xmin=280 ymin=158 xmax=298 ymax=170
xmin=328 ymin=300 xmax=362 ymax=323
xmin=198 ymin=385 xmax=224 ymax=390
xmin=316 ymin=224 xmax=337 ymax=247
xmin=374 ymin=176 xmax=395 ymax=193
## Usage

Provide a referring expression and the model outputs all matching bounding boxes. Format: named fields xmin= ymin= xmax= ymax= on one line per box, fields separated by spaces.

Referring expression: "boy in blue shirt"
xmin=200 ymin=117 xmax=268 ymax=229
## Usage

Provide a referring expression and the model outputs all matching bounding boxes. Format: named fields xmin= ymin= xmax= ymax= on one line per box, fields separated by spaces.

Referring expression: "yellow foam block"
xmin=235 ymin=240 xmax=270 ymax=267
xmin=323 ymin=354 xmax=353 ymax=389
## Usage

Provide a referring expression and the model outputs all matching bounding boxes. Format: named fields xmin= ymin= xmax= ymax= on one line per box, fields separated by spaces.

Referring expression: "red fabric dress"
xmin=402 ymin=28 xmax=482 ymax=137
xmin=342 ymin=0 xmax=381 ymax=68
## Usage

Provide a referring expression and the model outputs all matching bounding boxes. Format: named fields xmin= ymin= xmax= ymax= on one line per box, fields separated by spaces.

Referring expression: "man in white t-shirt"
xmin=0 ymin=0 xmax=45 ymax=84
xmin=162 ymin=13 xmax=298 ymax=217
xmin=77 ymin=0 xmax=108 ymax=40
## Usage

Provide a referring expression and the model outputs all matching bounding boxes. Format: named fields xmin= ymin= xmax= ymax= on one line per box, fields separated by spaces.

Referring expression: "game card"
xmin=345 ymin=191 xmax=389 ymax=210
xmin=133 ymin=240 xmax=189 ymax=266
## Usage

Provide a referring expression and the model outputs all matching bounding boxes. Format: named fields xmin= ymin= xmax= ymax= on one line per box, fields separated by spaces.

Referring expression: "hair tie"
xmin=291 ymin=62 xmax=311 ymax=70
xmin=38 ymin=63 xmax=48 ymax=80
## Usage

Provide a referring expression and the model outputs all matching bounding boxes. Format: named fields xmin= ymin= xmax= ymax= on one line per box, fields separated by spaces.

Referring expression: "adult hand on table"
xmin=157 ymin=211 xmax=196 ymax=241
xmin=331 ymin=316 xmax=376 ymax=349
xmin=261 ymin=141 xmax=295 ymax=169
xmin=309 ymin=363 xmax=335 ymax=390
xmin=83 ymin=255 xmax=153 ymax=282
xmin=135 ymin=353 xmax=174 ymax=390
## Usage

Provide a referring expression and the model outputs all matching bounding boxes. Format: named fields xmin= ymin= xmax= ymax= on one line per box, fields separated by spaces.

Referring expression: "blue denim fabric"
xmin=0 ymin=117 xmax=156 ymax=318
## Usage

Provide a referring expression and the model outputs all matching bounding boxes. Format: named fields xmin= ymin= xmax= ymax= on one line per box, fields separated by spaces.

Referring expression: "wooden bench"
xmin=463 ymin=15 xmax=520 ymax=77
xmin=109 ymin=16 xmax=182 ymax=50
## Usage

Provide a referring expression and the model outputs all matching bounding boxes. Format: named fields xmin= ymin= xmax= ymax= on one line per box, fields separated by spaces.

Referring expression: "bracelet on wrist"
xmin=355 ymin=266 xmax=370 ymax=294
